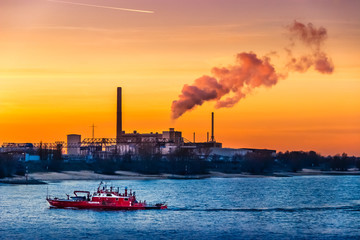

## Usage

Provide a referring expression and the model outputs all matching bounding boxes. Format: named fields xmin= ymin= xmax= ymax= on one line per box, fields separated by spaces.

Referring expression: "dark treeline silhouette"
xmin=37 ymin=142 xmax=64 ymax=172
xmin=63 ymin=150 xmax=360 ymax=175
xmin=0 ymin=144 xmax=64 ymax=178
xmin=0 ymin=153 xmax=17 ymax=178
xmin=1 ymin=149 xmax=360 ymax=178
xmin=276 ymin=151 xmax=359 ymax=172
xmin=93 ymin=146 xmax=208 ymax=175
xmin=210 ymin=151 xmax=275 ymax=174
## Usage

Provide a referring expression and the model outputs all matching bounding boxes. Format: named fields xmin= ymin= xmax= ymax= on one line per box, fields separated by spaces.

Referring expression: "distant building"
xmin=162 ymin=128 xmax=182 ymax=144
xmin=0 ymin=143 xmax=35 ymax=154
xmin=67 ymin=134 xmax=81 ymax=155
xmin=115 ymin=128 xmax=183 ymax=155
xmin=25 ymin=153 xmax=40 ymax=162
xmin=160 ymin=143 xmax=179 ymax=155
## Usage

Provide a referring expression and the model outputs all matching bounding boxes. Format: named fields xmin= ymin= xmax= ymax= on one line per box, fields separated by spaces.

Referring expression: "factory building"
xmin=114 ymin=128 xmax=182 ymax=155
xmin=162 ymin=128 xmax=182 ymax=144
xmin=115 ymin=87 xmax=182 ymax=141
xmin=64 ymin=87 xmax=223 ymax=157
xmin=61 ymin=87 xmax=274 ymax=160
xmin=113 ymin=87 xmax=184 ymax=155
xmin=62 ymin=88 xmax=187 ymax=158
xmin=1 ymin=87 xmax=276 ymax=162
xmin=113 ymin=87 xmax=224 ymax=155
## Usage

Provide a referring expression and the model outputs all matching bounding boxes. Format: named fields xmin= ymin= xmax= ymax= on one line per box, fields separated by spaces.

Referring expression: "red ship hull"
xmin=47 ymin=199 xmax=167 ymax=210
xmin=47 ymin=183 xmax=167 ymax=210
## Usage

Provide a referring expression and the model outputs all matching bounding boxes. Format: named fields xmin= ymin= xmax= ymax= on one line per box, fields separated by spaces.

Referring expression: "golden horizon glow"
xmin=1 ymin=0 xmax=359 ymax=156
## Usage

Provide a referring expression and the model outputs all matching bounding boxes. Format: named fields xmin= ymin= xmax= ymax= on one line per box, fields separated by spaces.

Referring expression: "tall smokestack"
xmin=211 ymin=112 xmax=215 ymax=142
xmin=116 ymin=87 xmax=122 ymax=139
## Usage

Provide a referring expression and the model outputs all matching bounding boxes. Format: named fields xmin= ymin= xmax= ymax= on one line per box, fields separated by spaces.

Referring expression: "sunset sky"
xmin=1 ymin=0 xmax=359 ymax=156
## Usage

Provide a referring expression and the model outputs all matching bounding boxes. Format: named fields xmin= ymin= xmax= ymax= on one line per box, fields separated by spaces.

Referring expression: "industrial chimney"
xmin=116 ymin=87 xmax=122 ymax=139
xmin=211 ymin=112 xmax=215 ymax=142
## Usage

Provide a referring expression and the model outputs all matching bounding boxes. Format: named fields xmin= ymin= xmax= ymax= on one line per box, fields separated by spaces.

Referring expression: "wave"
xmin=169 ymin=204 xmax=360 ymax=213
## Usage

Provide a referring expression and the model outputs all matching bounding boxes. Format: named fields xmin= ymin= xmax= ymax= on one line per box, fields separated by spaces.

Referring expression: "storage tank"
xmin=67 ymin=134 xmax=81 ymax=155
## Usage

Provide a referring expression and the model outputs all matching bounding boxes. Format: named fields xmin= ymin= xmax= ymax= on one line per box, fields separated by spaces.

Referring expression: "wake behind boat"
xmin=46 ymin=182 xmax=167 ymax=210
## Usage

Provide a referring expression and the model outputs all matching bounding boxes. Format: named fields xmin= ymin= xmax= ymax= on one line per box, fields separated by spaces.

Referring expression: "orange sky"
xmin=1 ymin=0 xmax=359 ymax=156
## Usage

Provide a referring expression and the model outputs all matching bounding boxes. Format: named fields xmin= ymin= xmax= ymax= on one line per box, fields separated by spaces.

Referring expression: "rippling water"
xmin=0 ymin=176 xmax=359 ymax=239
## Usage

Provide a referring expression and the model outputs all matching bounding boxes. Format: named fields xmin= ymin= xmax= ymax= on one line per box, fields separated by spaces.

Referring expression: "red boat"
xmin=46 ymin=182 xmax=167 ymax=210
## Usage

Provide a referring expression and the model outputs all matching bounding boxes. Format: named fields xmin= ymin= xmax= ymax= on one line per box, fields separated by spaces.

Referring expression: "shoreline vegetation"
xmin=1 ymin=149 xmax=360 ymax=184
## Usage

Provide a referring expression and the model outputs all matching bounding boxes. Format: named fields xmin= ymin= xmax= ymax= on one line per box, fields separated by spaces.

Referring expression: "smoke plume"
xmin=286 ymin=21 xmax=334 ymax=74
xmin=171 ymin=21 xmax=334 ymax=119
xmin=171 ymin=53 xmax=279 ymax=119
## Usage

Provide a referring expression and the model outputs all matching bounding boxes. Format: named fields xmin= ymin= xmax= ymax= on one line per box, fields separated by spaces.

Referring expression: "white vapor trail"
xmin=47 ymin=0 xmax=154 ymax=13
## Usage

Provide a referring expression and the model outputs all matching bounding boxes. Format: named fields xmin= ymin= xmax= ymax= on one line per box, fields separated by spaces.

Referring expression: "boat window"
xmin=124 ymin=198 xmax=128 ymax=201
xmin=116 ymin=198 xmax=119 ymax=201
xmin=107 ymin=194 xmax=112 ymax=197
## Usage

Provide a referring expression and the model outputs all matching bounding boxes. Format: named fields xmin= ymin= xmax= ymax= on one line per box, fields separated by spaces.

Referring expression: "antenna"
xmin=90 ymin=123 xmax=97 ymax=138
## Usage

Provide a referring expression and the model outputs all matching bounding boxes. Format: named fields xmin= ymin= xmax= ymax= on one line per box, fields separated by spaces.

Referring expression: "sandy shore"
xmin=0 ymin=169 xmax=359 ymax=184
xmin=29 ymin=170 xmax=170 ymax=181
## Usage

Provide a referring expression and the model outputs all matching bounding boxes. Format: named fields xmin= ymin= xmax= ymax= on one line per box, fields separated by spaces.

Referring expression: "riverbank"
xmin=0 ymin=169 xmax=359 ymax=184
xmin=0 ymin=176 xmax=46 ymax=184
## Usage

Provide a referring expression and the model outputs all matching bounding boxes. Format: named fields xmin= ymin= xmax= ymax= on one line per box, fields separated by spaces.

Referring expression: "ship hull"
xmin=47 ymin=199 xmax=167 ymax=210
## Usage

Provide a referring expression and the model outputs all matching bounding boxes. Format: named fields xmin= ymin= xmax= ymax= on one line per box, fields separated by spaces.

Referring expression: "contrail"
xmin=47 ymin=0 xmax=154 ymax=13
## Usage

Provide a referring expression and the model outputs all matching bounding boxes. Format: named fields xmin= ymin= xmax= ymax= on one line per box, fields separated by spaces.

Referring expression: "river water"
xmin=0 ymin=176 xmax=359 ymax=239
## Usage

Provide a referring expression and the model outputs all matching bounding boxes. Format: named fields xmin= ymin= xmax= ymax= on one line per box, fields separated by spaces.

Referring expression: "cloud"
xmin=287 ymin=21 xmax=328 ymax=49
xmin=286 ymin=20 xmax=334 ymax=74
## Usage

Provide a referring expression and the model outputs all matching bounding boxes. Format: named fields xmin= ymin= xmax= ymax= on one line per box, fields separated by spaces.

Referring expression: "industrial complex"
xmin=1 ymin=87 xmax=275 ymax=161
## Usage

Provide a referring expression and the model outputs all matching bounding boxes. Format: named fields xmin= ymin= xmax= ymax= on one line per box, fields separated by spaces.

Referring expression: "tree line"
xmin=1 ymin=148 xmax=360 ymax=178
